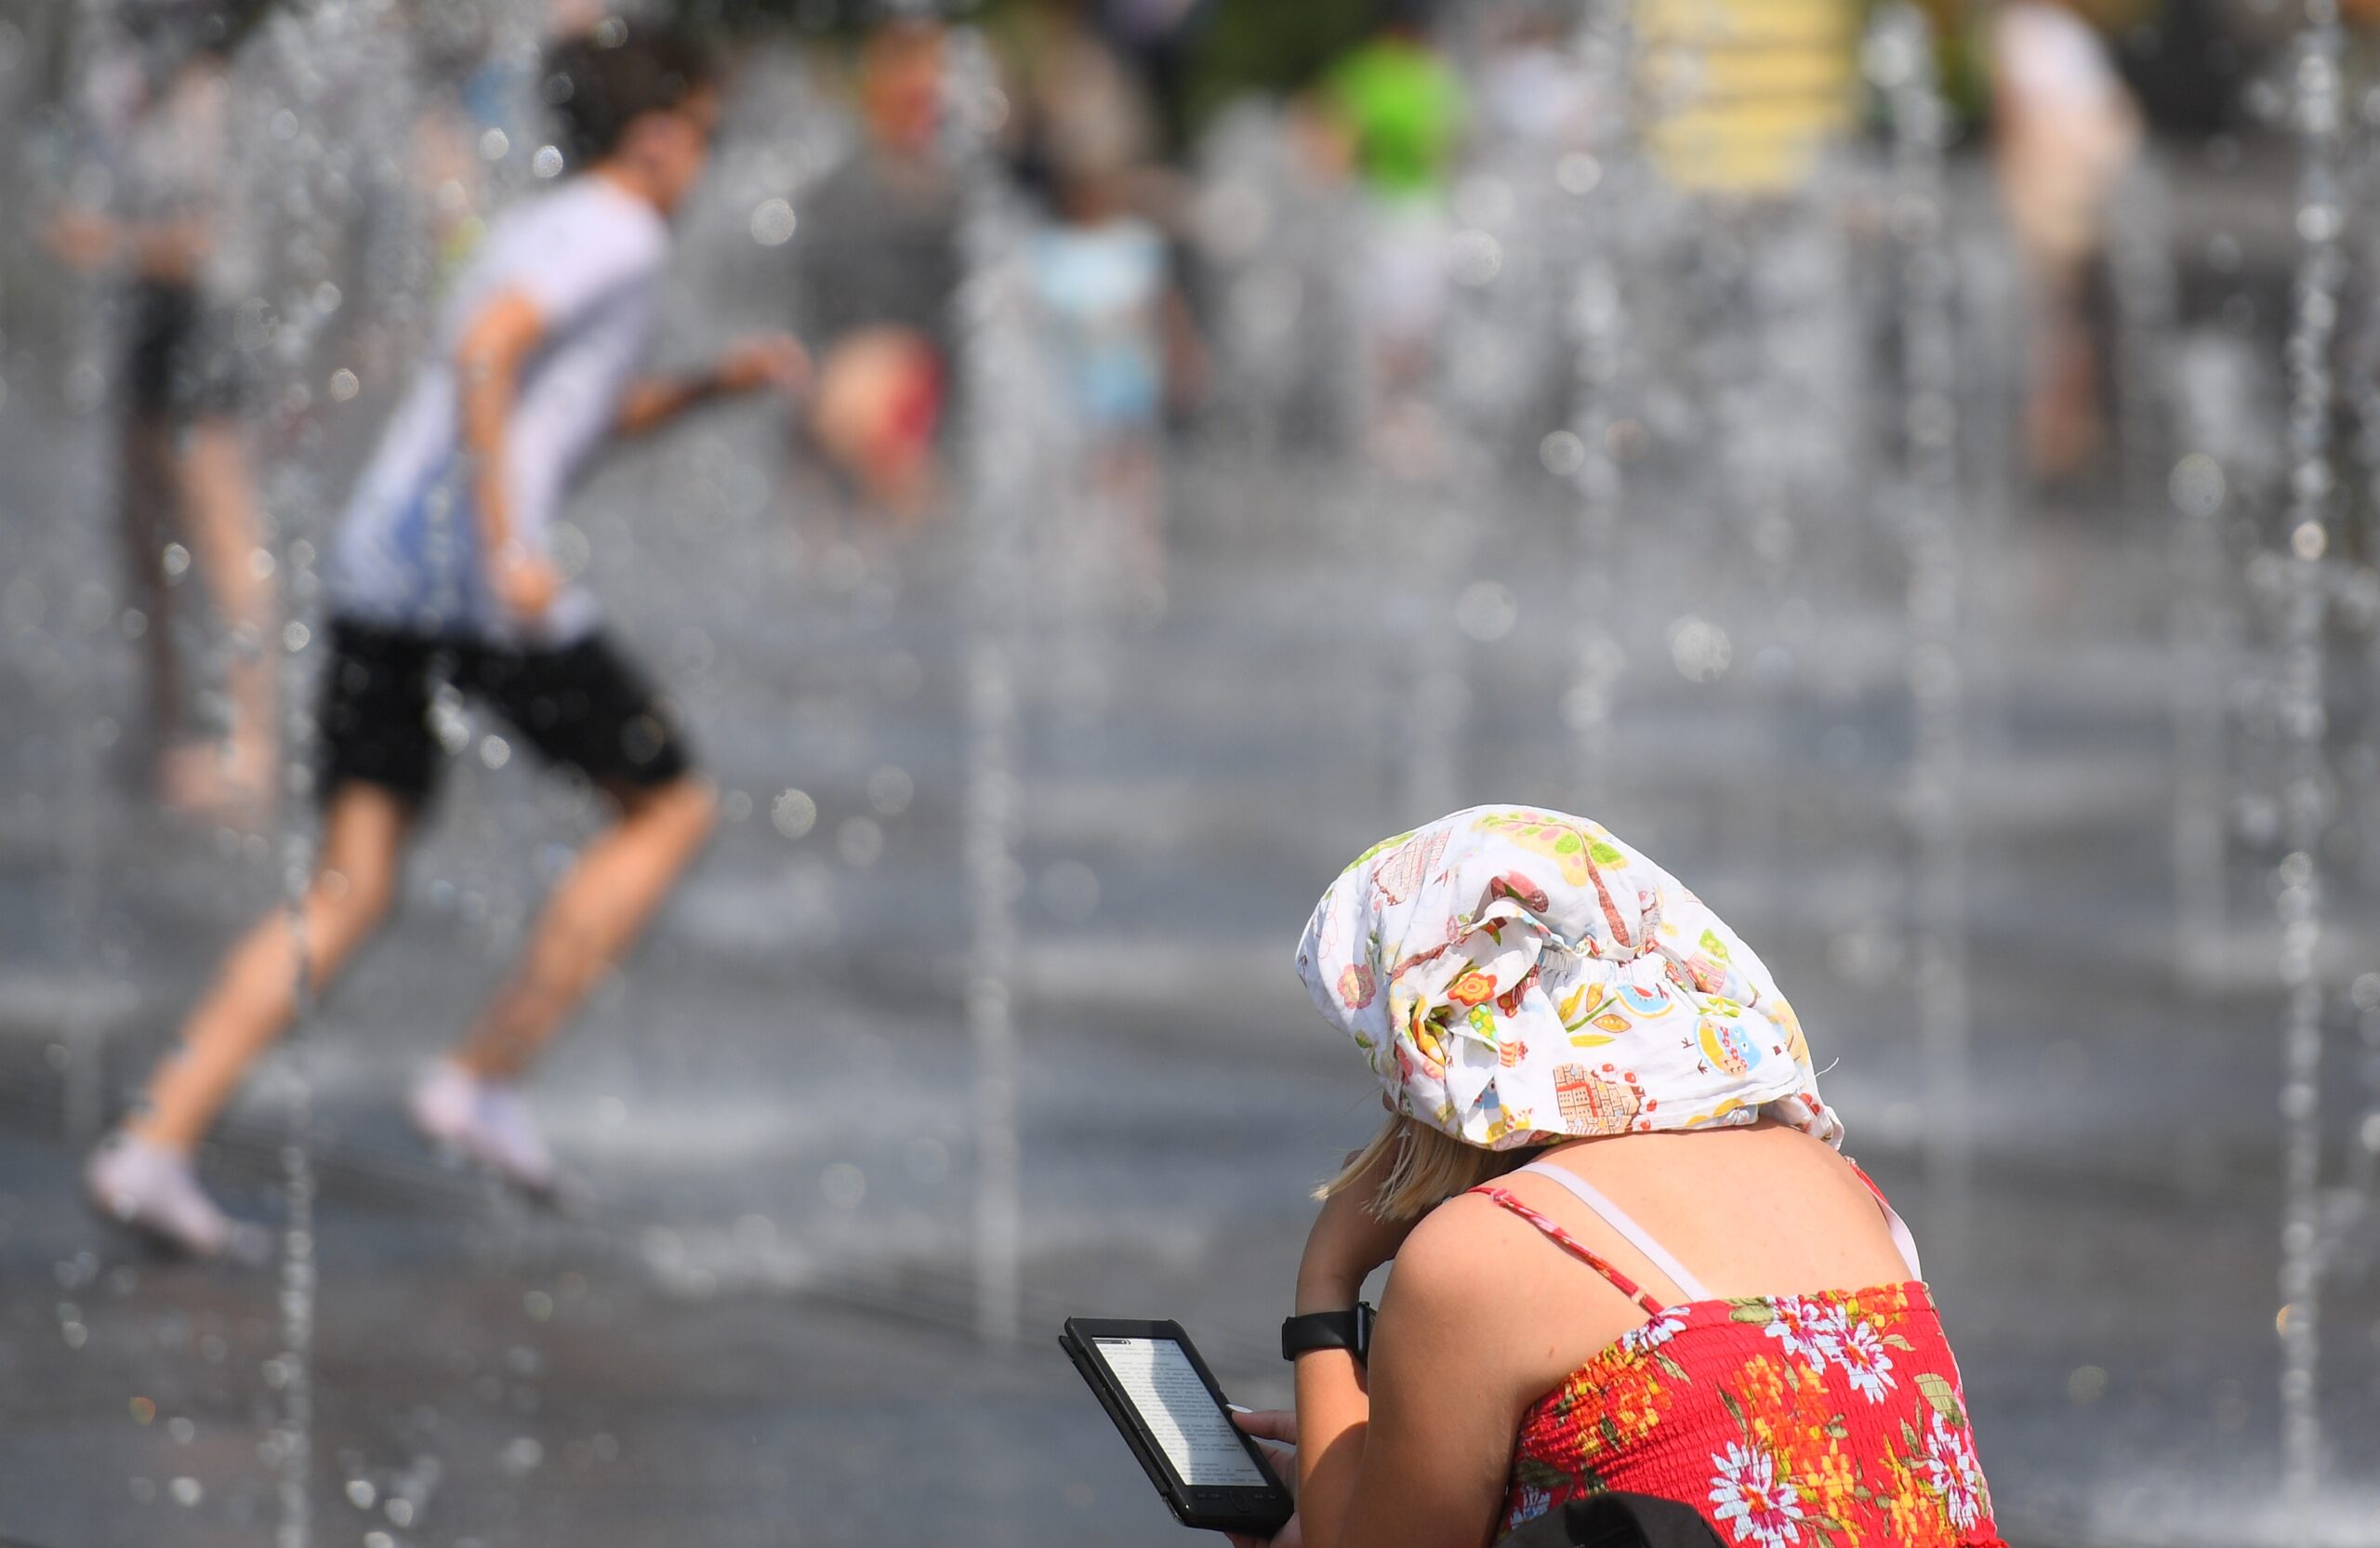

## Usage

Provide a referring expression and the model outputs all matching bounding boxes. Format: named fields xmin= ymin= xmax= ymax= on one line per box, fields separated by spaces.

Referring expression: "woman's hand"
xmin=1224 ymin=1409 xmax=1301 ymax=1548
xmin=1296 ymin=1142 xmax=1421 ymax=1311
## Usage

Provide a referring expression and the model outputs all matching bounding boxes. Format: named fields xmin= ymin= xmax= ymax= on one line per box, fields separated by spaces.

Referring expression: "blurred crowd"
xmin=25 ymin=0 xmax=2196 ymax=801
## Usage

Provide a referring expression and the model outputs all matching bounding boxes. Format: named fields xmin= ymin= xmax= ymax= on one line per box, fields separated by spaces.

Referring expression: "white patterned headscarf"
xmin=1295 ymin=806 xmax=1841 ymax=1152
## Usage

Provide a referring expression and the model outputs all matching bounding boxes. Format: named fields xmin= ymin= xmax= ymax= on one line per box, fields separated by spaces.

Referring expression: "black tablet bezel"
xmin=1060 ymin=1316 xmax=1295 ymax=1535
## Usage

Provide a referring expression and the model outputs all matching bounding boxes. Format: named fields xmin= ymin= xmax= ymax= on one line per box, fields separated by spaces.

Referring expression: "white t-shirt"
xmin=330 ymin=177 xmax=669 ymax=643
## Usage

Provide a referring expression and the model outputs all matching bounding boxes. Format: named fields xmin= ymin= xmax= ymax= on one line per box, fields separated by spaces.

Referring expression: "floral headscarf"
xmin=1295 ymin=805 xmax=1840 ymax=1151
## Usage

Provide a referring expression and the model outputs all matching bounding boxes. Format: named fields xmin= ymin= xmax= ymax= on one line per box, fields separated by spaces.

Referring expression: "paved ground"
xmin=2 ymin=95 xmax=2378 ymax=1548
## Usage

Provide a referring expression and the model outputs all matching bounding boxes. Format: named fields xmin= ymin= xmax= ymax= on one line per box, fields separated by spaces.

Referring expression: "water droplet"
xmin=820 ymin=1162 xmax=866 ymax=1210
xmin=866 ymin=765 xmax=913 ymax=815
xmin=1447 ymin=230 xmax=1502 ymax=287
xmin=1455 ymin=582 xmax=1518 ymax=643
xmin=2168 ymin=452 xmax=2226 ymax=517
xmin=749 ymin=198 xmax=798 ymax=246
xmin=771 ymin=788 xmax=816 ymax=839
xmin=1667 ymin=616 xmax=1734 ymax=682
xmin=836 ymin=816 xmax=883 ymax=867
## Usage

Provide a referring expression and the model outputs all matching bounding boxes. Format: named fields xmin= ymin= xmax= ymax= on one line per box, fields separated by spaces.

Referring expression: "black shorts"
xmin=315 ymin=618 xmax=694 ymax=807
xmin=125 ymin=281 xmax=246 ymax=420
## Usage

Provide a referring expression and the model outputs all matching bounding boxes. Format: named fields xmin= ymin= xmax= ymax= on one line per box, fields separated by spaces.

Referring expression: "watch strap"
xmin=1280 ymin=1303 xmax=1373 ymax=1363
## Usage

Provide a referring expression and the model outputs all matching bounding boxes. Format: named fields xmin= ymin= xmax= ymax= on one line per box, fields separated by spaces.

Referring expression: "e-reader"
xmin=1060 ymin=1316 xmax=1295 ymax=1535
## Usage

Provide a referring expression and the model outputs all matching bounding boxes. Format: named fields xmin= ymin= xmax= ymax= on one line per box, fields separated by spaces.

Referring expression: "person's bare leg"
xmin=131 ymin=785 xmax=409 ymax=1152
xmin=447 ymin=775 xmax=717 ymax=1079
xmin=170 ymin=417 xmax=278 ymax=813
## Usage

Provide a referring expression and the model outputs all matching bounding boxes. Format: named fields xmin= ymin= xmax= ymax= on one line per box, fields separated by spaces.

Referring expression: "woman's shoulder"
xmin=1401 ymin=1185 xmax=1525 ymax=1260
xmin=1387 ymin=1184 xmax=1633 ymax=1318
xmin=1376 ymin=1193 xmax=1540 ymax=1352
xmin=1382 ymin=1186 xmax=1657 ymax=1398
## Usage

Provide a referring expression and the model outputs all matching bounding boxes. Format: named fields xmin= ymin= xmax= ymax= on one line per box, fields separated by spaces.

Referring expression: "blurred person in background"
xmin=1015 ymin=6 xmax=1208 ymax=586
xmin=1990 ymin=0 xmax=2142 ymax=483
xmin=1228 ymin=808 xmax=2006 ymax=1548
xmin=1318 ymin=7 xmax=1466 ymax=450
xmin=46 ymin=7 xmax=278 ymax=825
xmin=409 ymin=0 xmax=614 ymax=273
xmin=85 ymin=28 xmax=809 ymax=1259
xmin=790 ymin=17 xmax=959 ymax=522
xmin=1083 ymin=0 xmax=1212 ymax=159
xmin=1474 ymin=3 xmax=1590 ymax=149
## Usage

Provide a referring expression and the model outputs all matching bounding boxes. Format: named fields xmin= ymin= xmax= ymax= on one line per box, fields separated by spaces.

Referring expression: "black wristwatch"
xmin=1281 ymin=1303 xmax=1374 ymax=1364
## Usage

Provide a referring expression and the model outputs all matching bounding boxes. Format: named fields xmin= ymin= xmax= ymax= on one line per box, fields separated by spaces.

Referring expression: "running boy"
xmin=87 ymin=28 xmax=807 ymax=1255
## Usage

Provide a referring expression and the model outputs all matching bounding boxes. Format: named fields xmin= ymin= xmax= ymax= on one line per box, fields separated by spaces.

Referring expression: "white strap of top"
xmin=1873 ymin=1188 xmax=1924 ymax=1282
xmin=1515 ymin=1159 xmax=1715 ymax=1303
xmin=1517 ymin=1158 xmax=1926 ymax=1291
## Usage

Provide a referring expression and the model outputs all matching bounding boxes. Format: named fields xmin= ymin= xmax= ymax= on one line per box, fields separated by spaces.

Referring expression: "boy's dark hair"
xmin=544 ymin=26 xmax=719 ymax=166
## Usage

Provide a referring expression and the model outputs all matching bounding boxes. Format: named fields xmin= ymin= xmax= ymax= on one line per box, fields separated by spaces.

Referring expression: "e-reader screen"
xmin=1090 ymin=1336 xmax=1270 ymax=1488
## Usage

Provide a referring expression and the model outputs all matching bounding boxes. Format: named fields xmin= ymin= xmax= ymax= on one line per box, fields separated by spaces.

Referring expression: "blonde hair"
xmin=1319 ymin=1114 xmax=1540 ymax=1222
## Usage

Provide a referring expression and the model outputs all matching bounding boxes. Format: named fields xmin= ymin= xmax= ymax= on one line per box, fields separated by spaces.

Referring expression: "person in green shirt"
xmin=1324 ymin=19 xmax=1467 ymax=203
xmin=1319 ymin=16 xmax=1468 ymax=443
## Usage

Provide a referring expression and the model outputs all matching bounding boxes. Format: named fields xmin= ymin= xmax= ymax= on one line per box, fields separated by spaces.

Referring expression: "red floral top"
xmin=1474 ymin=1184 xmax=2005 ymax=1548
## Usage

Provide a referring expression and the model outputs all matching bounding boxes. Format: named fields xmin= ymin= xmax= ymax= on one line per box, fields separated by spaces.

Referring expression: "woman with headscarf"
xmin=1229 ymin=806 xmax=2004 ymax=1548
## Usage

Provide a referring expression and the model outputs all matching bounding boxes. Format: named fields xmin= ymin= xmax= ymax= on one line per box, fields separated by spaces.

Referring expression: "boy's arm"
xmin=455 ymin=288 xmax=556 ymax=619
xmin=613 ymin=333 xmax=810 ymax=437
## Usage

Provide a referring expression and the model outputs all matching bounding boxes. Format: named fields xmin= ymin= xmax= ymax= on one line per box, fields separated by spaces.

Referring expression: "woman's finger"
xmin=1229 ymin=1406 xmax=1299 ymax=1444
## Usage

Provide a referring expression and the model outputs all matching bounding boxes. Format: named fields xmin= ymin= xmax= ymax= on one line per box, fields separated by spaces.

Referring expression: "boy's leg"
xmin=131 ymin=783 xmax=412 ymax=1152
xmin=445 ymin=774 xmax=716 ymax=1079
xmin=92 ymin=782 xmax=410 ymax=1255
xmin=405 ymin=632 xmax=708 ymax=1189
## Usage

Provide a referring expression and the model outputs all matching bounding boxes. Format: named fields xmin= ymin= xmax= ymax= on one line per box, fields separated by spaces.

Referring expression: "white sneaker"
xmin=408 ymin=1062 xmax=557 ymax=1194
xmin=86 ymin=1132 xmax=262 ymax=1260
